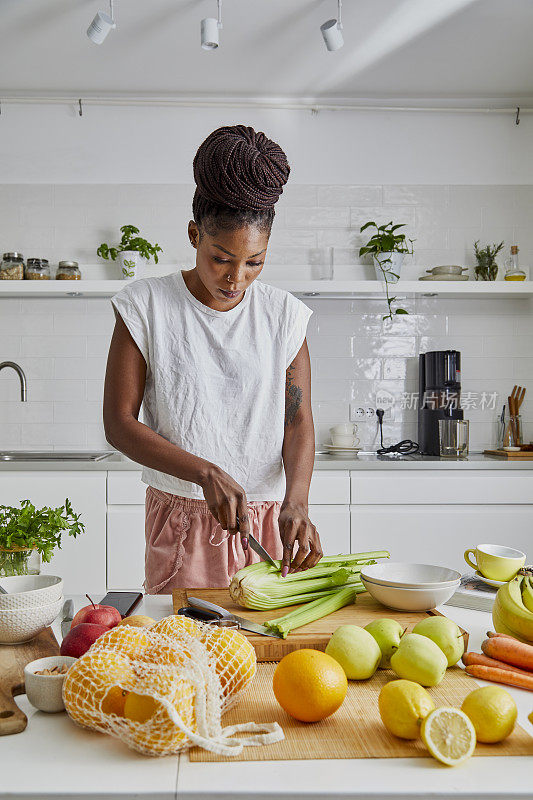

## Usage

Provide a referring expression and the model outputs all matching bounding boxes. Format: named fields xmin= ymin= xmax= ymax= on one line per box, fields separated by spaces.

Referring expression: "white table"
xmin=4 ymin=596 xmax=532 ymax=800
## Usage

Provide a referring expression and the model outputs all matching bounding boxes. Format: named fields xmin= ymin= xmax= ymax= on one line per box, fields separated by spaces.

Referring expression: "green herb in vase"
xmin=0 ymin=498 xmax=85 ymax=577
xmin=473 ymin=240 xmax=504 ymax=281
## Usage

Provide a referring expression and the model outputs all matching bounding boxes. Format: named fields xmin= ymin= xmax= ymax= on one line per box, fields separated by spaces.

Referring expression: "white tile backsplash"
xmin=0 ymin=183 xmax=532 ymax=451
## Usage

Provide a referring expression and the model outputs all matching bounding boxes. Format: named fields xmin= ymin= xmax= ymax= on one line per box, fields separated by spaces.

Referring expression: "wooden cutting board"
xmin=484 ymin=449 xmax=533 ymax=459
xmin=190 ymin=662 xmax=533 ymax=762
xmin=172 ymin=589 xmax=469 ymax=661
xmin=0 ymin=627 xmax=59 ymax=736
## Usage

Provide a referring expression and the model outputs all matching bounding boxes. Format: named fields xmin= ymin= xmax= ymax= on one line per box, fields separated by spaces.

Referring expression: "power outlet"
xmin=350 ymin=404 xmax=392 ymax=422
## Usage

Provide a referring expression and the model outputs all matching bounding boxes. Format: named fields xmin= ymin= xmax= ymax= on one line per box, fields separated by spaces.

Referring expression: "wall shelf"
xmin=0 ymin=279 xmax=532 ymax=299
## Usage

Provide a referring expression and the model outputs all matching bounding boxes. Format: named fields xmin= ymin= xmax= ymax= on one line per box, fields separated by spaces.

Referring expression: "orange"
xmin=63 ymin=649 xmax=135 ymax=730
xmin=200 ymin=625 xmax=256 ymax=699
xmin=273 ymin=649 xmax=347 ymax=722
xmin=101 ymin=685 xmax=130 ymax=717
xmin=150 ymin=615 xmax=199 ymax=639
xmin=116 ymin=615 xmax=155 ymax=629
xmin=124 ymin=692 xmax=158 ymax=723
xmin=138 ymin=640 xmax=190 ymax=667
xmin=123 ymin=665 xmax=197 ymax=755
xmin=89 ymin=625 xmax=151 ymax=659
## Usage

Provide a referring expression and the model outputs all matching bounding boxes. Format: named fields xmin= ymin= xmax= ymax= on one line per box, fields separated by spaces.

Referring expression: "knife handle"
xmin=187 ymin=597 xmax=232 ymax=619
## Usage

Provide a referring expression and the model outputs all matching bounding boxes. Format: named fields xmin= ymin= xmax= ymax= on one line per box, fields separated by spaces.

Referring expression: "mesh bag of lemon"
xmin=62 ymin=615 xmax=283 ymax=757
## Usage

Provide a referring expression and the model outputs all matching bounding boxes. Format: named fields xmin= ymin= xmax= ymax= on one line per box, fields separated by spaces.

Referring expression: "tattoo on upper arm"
xmin=285 ymin=361 xmax=303 ymax=427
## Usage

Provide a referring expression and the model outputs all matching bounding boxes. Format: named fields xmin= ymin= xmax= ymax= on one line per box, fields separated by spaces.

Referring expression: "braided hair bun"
xmin=192 ymin=125 xmax=290 ymax=235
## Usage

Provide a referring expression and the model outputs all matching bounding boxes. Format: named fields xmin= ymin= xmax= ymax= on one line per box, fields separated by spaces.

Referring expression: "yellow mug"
xmin=464 ymin=543 xmax=526 ymax=582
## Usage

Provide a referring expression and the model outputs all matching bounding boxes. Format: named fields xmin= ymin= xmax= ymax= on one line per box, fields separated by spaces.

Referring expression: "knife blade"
xmin=61 ymin=598 xmax=74 ymax=639
xmin=187 ymin=596 xmax=283 ymax=639
xmin=245 ymin=532 xmax=279 ymax=569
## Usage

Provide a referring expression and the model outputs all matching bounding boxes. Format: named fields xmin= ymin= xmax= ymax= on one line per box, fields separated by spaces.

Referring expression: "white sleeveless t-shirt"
xmin=111 ymin=270 xmax=313 ymax=500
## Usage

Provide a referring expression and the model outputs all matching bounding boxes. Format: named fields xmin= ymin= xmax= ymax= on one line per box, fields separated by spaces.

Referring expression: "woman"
xmin=103 ymin=124 xmax=322 ymax=593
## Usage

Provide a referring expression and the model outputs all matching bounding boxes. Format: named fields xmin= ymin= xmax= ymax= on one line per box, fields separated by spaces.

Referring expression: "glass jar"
xmin=25 ymin=258 xmax=51 ymax=280
xmin=0 ymin=252 xmax=25 ymax=280
xmin=56 ymin=260 xmax=81 ymax=280
xmin=0 ymin=547 xmax=40 ymax=577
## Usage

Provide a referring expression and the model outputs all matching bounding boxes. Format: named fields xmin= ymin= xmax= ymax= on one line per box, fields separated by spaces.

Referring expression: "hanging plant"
xmin=359 ymin=221 xmax=415 ymax=321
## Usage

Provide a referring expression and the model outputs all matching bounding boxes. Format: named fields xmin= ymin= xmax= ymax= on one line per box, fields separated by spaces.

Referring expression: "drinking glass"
xmin=439 ymin=419 xmax=469 ymax=459
xmin=309 ymin=247 xmax=334 ymax=280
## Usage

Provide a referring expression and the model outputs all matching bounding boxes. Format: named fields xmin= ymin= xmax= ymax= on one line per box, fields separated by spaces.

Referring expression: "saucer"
xmin=475 ymin=571 xmax=506 ymax=588
xmin=326 ymin=444 xmax=361 ymax=452
xmin=419 ymin=274 xmax=469 ymax=281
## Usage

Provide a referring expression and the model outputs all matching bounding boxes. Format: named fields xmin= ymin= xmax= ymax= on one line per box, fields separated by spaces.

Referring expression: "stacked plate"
xmin=0 ymin=575 xmax=63 ymax=643
xmin=360 ymin=563 xmax=461 ymax=611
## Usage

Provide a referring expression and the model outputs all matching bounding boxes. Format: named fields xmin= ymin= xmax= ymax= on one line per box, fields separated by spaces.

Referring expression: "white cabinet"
xmin=107 ymin=506 xmax=145 ymax=591
xmin=351 ymin=470 xmax=532 ymax=505
xmin=308 ymin=505 xmax=350 ymax=555
xmin=0 ymin=472 xmax=106 ymax=594
xmin=350 ymin=504 xmax=533 ymax=573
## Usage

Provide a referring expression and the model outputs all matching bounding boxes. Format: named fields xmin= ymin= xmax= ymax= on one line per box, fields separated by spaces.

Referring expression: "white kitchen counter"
xmin=1 ymin=452 xmax=533 ymax=471
xmin=5 ymin=595 xmax=532 ymax=800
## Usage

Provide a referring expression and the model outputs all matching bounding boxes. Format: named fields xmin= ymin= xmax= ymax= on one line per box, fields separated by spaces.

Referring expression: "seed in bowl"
xmin=34 ymin=665 xmax=69 ymax=676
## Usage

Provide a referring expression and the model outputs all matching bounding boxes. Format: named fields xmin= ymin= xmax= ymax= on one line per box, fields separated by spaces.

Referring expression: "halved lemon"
xmin=420 ymin=707 xmax=476 ymax=766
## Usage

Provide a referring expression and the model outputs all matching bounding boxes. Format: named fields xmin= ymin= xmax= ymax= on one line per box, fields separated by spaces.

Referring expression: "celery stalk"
xmin=265 ymin=585 xmax=364 ymax=639
xmin=229 ymin=550 xmax=389 ymax=610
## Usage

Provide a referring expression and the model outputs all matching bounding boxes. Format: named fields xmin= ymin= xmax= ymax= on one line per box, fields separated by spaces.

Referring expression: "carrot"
xmin=465 ymin=664 xmax=533 ymax=692
xmin=462 ymin=651 xmax=533 ymax=677
xmin=486 ymin=631 xmax=516 ymax=640
xmin=482 ymin=636 xmax=533 ymax=671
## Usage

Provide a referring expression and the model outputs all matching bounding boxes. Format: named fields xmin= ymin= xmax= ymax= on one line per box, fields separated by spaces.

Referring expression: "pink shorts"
xmin=144 ymin=486 xmax=283 ymax=594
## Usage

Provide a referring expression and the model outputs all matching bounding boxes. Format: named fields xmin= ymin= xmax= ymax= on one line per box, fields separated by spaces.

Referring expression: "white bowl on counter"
xmin=24 ymin=656 xmax=76 ymax=713
xmin=361 ymin=575 xmax=458 ymax=611
xmin=0 ymin=595 xmax=64 ymax=643
xmin=0 ymin=575 xmax=63 ymax=610
xmin=360 ymin=563 xmax=461 ymax=588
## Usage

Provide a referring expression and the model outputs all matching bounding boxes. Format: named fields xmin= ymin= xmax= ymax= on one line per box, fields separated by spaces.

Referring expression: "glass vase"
xmin=0 ymin=547 xmax=41 ymax=577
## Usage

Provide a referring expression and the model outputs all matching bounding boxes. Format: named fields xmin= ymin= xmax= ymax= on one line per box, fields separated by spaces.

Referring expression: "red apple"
xmin=60 ymin=622 xmax=109 ymax=658
xmin=70 ymin=594 xmax=121 ymax=631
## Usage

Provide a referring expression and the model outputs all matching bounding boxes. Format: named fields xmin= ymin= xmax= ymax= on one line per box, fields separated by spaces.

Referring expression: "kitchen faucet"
xmin=0 ymin=361 xmax=27 ymax=401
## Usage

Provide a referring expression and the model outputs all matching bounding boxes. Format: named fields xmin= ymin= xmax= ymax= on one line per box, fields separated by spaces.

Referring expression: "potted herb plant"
xmin=97 ymin=225 xmax=163 ymax=280
xmin=473 ymin=240 xmax=504 ymax=281
xmin=0 ymin=498 xmax=85 ymax=577
xmin=359 ymin=221 xmax=414 ymax=321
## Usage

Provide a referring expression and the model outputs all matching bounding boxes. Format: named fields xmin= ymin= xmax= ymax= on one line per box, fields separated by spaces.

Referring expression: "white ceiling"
xmin=1 ymin=0 xmax=533 ymax=101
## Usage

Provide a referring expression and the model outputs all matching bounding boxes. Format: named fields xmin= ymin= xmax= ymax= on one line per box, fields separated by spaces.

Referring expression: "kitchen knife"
xmin=61 ymin=598 xmax=74 ymax=639
xmin=187 ymin=596 xmax=283 ymax=639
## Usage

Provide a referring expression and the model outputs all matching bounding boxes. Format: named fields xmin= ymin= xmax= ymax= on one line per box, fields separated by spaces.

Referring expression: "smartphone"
xmin=99 ymin=591 xmax=143 ymax=618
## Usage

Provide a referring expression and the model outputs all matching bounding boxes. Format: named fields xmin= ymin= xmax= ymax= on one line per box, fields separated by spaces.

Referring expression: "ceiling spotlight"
xmin=201 ymin=0 xmax=223 ymax=50
xmin=321 ymin=0 xmax=344 ymax=51
xmin=87 ymin=0 xmax=116 ymax=45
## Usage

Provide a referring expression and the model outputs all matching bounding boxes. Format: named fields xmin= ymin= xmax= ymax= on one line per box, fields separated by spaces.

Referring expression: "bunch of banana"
xmin=492 ymin=575 xmax=533 ymax=643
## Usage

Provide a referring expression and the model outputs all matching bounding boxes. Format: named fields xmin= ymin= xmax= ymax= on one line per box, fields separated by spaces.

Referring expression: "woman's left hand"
xmin=278 ymin=502 xmax=323 ymax=577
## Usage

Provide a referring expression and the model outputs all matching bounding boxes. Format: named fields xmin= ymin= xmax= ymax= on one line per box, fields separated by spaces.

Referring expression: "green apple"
xmin=364 ymin=619 xmax=405 ymax=669
xmin=412 ymin=617 xmax=465 ymax=667
xmin=325 ymin=624 xmax=381 ymax=679
xmin=390 ymin=632 xmax=447 ymax=687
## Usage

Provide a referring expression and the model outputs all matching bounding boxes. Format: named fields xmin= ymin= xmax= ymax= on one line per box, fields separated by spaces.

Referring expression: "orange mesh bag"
xmin=62 ymin=618 xmax=282 ymax=757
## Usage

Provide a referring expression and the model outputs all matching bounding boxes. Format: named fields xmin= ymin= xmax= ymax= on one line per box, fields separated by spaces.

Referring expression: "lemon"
xmin=461 ymin=686 xmax=517 ymax=743
xmin=124 ymin=692 xmax=158 ymax=723
xmin=420 ymin=707 xmax=476 ymax=766
xmin=273 ymin=649 xmax=347 ymax=722
xmin=378 ymin=679 xmax=435 ymax=739
xmin=117 ymin=615 xmax=156 ymax=629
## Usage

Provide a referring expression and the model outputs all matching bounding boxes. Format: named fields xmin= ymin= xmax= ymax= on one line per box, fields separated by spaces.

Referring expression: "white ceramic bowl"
xmin=0 ymin=575 xmax=63 ymax=610
xmin=24 ymin=656 xmax=77 ymax=713
xmin=360 ymin=562 xmax=461 ymax=588
xmin=0 ymin=595 xmax=64 ymax=644
xmin=361 ymin=575 xmax=458 ymax=611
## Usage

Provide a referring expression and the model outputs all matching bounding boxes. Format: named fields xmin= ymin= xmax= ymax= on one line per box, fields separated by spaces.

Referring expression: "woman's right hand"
xmin=200 ymin=464 xmax=251 ymax=543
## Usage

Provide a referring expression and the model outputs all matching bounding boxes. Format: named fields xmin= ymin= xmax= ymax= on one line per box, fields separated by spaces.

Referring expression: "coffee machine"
xmin=418 ymin=350 xmax=463 ymax=455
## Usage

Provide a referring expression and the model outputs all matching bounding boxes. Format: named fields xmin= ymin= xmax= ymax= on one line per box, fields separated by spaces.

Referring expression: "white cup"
xmin=329 ymin=423 xmax=360 ymax=447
